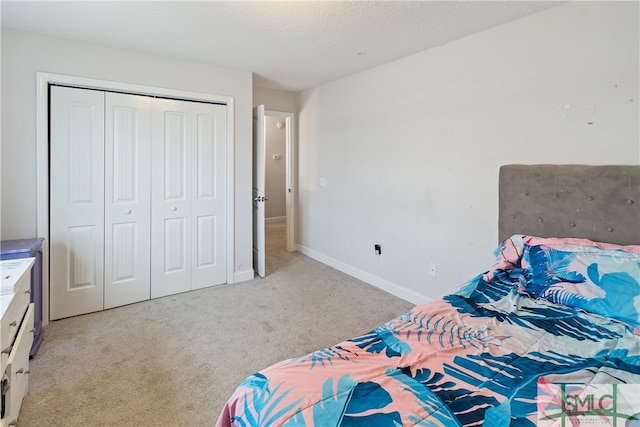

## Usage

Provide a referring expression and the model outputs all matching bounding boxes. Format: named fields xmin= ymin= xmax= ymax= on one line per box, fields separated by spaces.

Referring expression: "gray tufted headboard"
xmin=499 ymin=164 xmax=640 ymax=245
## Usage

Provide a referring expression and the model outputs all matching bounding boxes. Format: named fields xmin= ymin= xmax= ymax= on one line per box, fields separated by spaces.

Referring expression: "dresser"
xmin=0 ymin=239 xmax=44 ymax=358
xmin=1 ymin=258 xmax=35 ymax=427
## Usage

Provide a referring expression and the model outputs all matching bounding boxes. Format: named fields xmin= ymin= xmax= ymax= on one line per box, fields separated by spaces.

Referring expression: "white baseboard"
xmin=296 ymin=244 xmax=429 ymax=305
xmin=233 ymin=269 xmax=255 ymax=283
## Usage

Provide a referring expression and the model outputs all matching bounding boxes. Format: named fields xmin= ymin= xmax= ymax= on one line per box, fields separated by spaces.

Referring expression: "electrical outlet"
xmin=428 ymin=262 xmax=436 ymax=277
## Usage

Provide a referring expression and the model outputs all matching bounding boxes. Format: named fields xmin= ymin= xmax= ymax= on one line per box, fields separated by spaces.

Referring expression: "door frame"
xmin=36 ymin=72 xmax=236 ymax=325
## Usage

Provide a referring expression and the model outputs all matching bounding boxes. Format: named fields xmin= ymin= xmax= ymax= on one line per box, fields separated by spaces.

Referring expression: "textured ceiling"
xmin=1 ymin=1 xmax=562 ymax=92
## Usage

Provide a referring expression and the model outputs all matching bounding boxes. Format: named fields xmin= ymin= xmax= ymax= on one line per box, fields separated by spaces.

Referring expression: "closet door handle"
xmin=125 ymin=209 xmax=132 ymax=214
xmin=171 ymin=206 xmax=178 ymax=211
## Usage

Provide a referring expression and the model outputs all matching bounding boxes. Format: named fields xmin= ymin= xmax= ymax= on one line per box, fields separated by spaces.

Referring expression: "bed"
xmin=217 ymin=164 xmax=640 ymax=427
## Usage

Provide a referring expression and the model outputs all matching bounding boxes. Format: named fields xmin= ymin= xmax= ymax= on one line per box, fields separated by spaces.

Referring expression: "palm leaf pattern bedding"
xmin=216 ymin=236 xmax=640 ymax=426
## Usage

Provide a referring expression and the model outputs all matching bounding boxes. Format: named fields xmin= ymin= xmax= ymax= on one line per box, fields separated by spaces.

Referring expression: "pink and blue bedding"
xmin=216 ymin=235 xmax=640 ymax=426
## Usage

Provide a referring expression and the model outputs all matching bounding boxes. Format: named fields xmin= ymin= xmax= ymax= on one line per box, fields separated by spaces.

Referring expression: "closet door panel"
xmin=192 ymin=105 xmax=227 ymax=289
xmin=163 ymin=112 xmax=188 ymax=201
xmin=151 ymin=101 xmax=192 ymax=298
xmin=104 ymin=93 xmax=152 ymax=309
xmin=164 ymin=218 xmax=187 ymax=271
xmin=50 ymin=86 xmax=105 ymax=320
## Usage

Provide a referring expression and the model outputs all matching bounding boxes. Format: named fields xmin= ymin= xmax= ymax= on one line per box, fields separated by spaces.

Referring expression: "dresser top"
xmin=1 ymin=238 xmax=44 ymax=254
xmin=1 ymin=258 xmax=35 ymax=317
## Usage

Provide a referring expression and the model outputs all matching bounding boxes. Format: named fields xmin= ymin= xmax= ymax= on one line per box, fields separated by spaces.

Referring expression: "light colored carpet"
xmin=16 ymin=222 xmax=414 ymax=426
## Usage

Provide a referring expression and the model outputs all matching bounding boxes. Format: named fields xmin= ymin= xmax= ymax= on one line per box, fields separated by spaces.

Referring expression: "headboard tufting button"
xmin=524 ymin=191 xmax=529 ymax=196
xmin=587 ymin=196 xmax=594 ymax=202
xmin=510 ymin=215 xmax=516 ymax=219
xmin=552 ymin=193 xmax=559 ymax=200
xmin=537 ymin=218 xmax=543 ymax=223
xmin=607 ymin=227 xmax=614 ymax=232
xmin=627 ymin=199 xmax=634 ymax=204
xmin=569 ymin=222 xmax=576 ymax=227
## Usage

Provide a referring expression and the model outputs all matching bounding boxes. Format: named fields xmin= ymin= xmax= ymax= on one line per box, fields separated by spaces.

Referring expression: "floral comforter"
xmin=216 ymin=236 xmax=640 ymax=426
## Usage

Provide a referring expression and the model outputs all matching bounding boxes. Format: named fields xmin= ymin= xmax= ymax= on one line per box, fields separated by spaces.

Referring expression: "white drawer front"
xmin=1 ymin=275 xmax=31 ymax=377
xmin=3 ymin=303 xmax=34 ymax=426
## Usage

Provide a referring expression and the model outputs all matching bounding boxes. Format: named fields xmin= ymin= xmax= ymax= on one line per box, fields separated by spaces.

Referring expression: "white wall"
xmin=0 ymin=28 xmax=255 ymax=281
xmin=296 ymin=2 xmax=640 ymax=303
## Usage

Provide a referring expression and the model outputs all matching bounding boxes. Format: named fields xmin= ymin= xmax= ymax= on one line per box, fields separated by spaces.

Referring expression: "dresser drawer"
xmin=2 ymin=303 xmax=34 ymax=427
xmin=1 ymin=274 xmax=31 ymax=372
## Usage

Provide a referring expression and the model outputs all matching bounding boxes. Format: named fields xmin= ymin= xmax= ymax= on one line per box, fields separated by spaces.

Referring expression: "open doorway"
xmin=264 ymin=116 xmax=287 ymax=225
xmin=253 ymin=106 xmax=295 ymax=277
xmin=264 ymin=115 xmax=288 ymax=273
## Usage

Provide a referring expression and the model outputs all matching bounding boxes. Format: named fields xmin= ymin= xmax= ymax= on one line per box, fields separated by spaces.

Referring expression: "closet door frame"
xmin=36 ymin=72 xmax=236 ymax=325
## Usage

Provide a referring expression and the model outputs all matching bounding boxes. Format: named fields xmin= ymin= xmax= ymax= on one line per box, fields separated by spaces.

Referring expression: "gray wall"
xmin=265 ymin=116 xmax=287 ymax=219
xmin=253 ymin=86 xmax=297 ymax=112
xmin=296 ymin=1 xmax=640 ymax=303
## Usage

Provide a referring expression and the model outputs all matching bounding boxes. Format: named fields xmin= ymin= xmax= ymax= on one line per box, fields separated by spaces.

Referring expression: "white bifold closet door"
xmin=104 ymin=92 xmax=153 ymax=309
xmin=50 ymin=86 xmax=227 ymax=320
xmin=150 ymin=98 xmax=228 ymax=298
xmin=50 ymin=86 xmax=107 ymax=319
